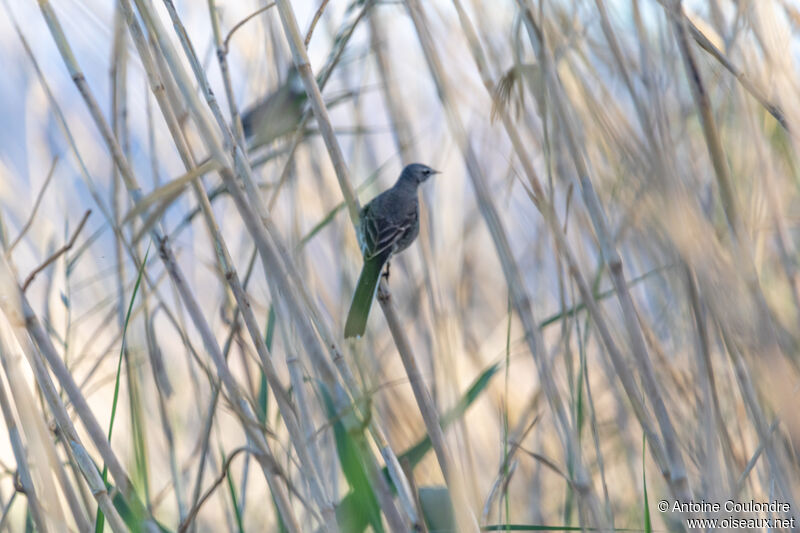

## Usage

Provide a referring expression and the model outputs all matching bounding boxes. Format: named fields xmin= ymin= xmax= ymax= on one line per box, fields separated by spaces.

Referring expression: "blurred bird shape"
xmin=241 ymin=66 xmax=307 ymax=151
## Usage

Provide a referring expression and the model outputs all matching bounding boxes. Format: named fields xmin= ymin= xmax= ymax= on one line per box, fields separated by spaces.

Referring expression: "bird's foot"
xmin=382 ymin=261 xmax=391 ymax=282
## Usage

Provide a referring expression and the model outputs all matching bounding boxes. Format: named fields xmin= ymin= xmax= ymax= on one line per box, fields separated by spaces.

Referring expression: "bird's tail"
xmin=344 ymin=257 xmax=385 ymax=338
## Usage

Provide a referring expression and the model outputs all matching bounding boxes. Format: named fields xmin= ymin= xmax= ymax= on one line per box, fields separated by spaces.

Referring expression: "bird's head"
xmin=287 ymin=65 xmax=306 ymax=96
xmin=401 ymin=163 xmax=440 ymax=185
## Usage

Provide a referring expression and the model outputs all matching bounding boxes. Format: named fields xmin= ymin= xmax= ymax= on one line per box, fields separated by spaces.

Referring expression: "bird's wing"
xmin=361 ymin=206 xmax=417 ymax=261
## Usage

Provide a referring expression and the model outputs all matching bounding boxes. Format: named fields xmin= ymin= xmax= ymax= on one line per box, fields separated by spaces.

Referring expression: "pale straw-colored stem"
xmin=38 ymin=0 xmax=303 ymax=528
xmin=404 ymin=0 xmax=608 ymax=525
xmin=516 ymin=0 xmax=691 ymax=502
xmin=0 ymin=254 xmax=133 ymax=531
xmin=274 ymin=0 xmax=477 ymax=529
xmin=0 ymin=351 xmax=51 ymax=533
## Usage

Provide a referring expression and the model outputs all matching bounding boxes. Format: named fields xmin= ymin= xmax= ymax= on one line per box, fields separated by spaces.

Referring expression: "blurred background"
xmin=1 ymin=0 xmax=800 ymax=531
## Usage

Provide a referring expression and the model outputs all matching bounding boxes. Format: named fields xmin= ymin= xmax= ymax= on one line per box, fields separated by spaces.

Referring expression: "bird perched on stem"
xmin=344 ymin=163 xmax=440 ymax=338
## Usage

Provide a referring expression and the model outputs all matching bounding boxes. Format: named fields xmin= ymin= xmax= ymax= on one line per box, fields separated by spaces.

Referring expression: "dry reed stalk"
xmin=3 ymin=360 xmax=92 ymax=532
xmin=719 ymin=329 xmax=797 ymax=510
xmin=666 ymin=2 xmax=798 ymax=508
xmin=667 ymin=2 xmax=795 ymax=368
xmin=148 ymin=0 xmax=345 ymax=404
xmin=366 ymin=10 xmax=446 ymax=527
xmin=274 ymin=0 xmax=478 ymax=529
xmin=127 ymin=1 xmax=409 ymax=529
xmin=0 ymin=352 xmax=52 ymax=533
xmin=5 ymin=0 xmax=799 ymax=530
xmin=274 ymin=1 xmax=360 ymax=223
xmin=0 ymin=197 xmax=92 ymax=533
xmin=456 ymin=0 xmax=661 ymax=472
xmin=0 ymin=255 xmax=132 ymax=531
xmin=403 ymin=0 xmax=609 ymax=525
xmin=588 ymin=1 xmax=755 ymax=501
xmin=515 ymin=0 xmax=691 ymax=503
xmin=684 ymin=267 xmax=736 ymax=493
xmin=37 ymin=0 xmax=304 ymax=528
xmin=8 ymin=5 xmax=277 ymax=527
xmin=9 ymin=1 xmax=194 ymax=369
xmin=145 ymin=6 xmax=335 ymax=522
xmin=142 ymin=2 xmax=375 ymax=527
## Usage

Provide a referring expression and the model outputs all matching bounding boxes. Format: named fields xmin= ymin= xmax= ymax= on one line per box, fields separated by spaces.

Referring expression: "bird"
xmin=240 ymin=66 xmax=355 ymax=152
xmin=344 ymin=163 xmax=440 ymax=338
xmin=241 ymin=66 xmax=307 ymax=151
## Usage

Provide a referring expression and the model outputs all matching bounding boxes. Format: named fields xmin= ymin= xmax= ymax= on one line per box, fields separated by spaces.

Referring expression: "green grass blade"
xmin=297 ymin=163 xmax=386 ymax=249
xmin=396 ymin=362 xmax=500 ymax=475
xmin=257 ymin=305 xmax=276 ymax=424
xmin=642 ymin=433 xmax=652 ymax=533
xmin=95 ymin=245 xmax=149 ymax=533
xmin=538 ymin=266 xmax=667 ymax=330
xmin=223 ymin=450 xmax=246 ymax=533
xmin=319 ymin=383 xmax=383 ymax=533
xmin=418 ymin=486 xmax=456 ymax=532
xmin=504 ymin=296 xmax=512 ymax=531
xmin=482 ymin=525 xmax=644 ymax=531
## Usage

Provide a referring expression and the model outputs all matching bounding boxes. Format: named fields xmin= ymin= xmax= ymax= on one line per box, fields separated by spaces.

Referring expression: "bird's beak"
xmin=431 ymin=169 xmax=441 ymax=175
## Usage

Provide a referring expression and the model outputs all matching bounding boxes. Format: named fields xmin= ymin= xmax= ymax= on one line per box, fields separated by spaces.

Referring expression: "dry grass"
xmin=0 ymin=0 xmax=799 ymax=531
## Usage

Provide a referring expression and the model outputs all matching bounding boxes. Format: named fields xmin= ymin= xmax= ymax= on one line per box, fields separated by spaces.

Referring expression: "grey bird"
xmin=344 ymin=163 xmax=440 ymax=338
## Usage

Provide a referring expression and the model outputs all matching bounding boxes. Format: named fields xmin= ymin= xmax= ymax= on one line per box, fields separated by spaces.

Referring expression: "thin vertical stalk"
xmin=0 ymin=278 xmax=92 ymax=529
xmin=206 ymin=0 xmax=247 ymax=145
xmin=667 ymin=0 xmax=786 ymax=356
xmin=667 ymin=1 xmax=740 ymax=235
xmin=516 ymin=0 xmax=690 ymax=501
xmin=0 ymin=353 xmax=50 ymax=533
xmin=375 ymin=285 xmax=477 ymax=531
xmin=474 ymin=11 xmax=619 ymax=509
xmin=37 ymin=1 xmax=303 ymax=529
xmin=402 ymin=0 xmax=606 ymax=525
xmin=274 ymin=0 xmax=360 ymax=224
xmin=149 ymin=0 xmax=345 ymax=404
xmin=368 ymin=7 xmax=454 ymax=448
xmin=8 ymin=3 xmax=202 ymax=403
xmin=273 ymin=0 xmax=477 ymax=529
xmin=685 ymin=267 xmax=736 ymax=492
xmin=141 ymin=2 xmax=347 ymax=527
xmin=460 ymin=0 xmax=668 ymax=489
xmin=0 ymin=268 xmax=131 ymax=531
xmin=10 ymin=5 xmax=211 ymax=471
xmin=719 ymin=329 xmax=796 ymax=510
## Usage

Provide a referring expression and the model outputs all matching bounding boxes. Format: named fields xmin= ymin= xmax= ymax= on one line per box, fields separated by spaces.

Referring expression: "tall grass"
xmin=0 ymin=0 xmax=799 ymax=531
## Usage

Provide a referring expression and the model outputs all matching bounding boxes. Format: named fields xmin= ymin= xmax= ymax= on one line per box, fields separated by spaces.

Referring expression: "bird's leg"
xmin=382 ymin=261 xmax=391 ymax=282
